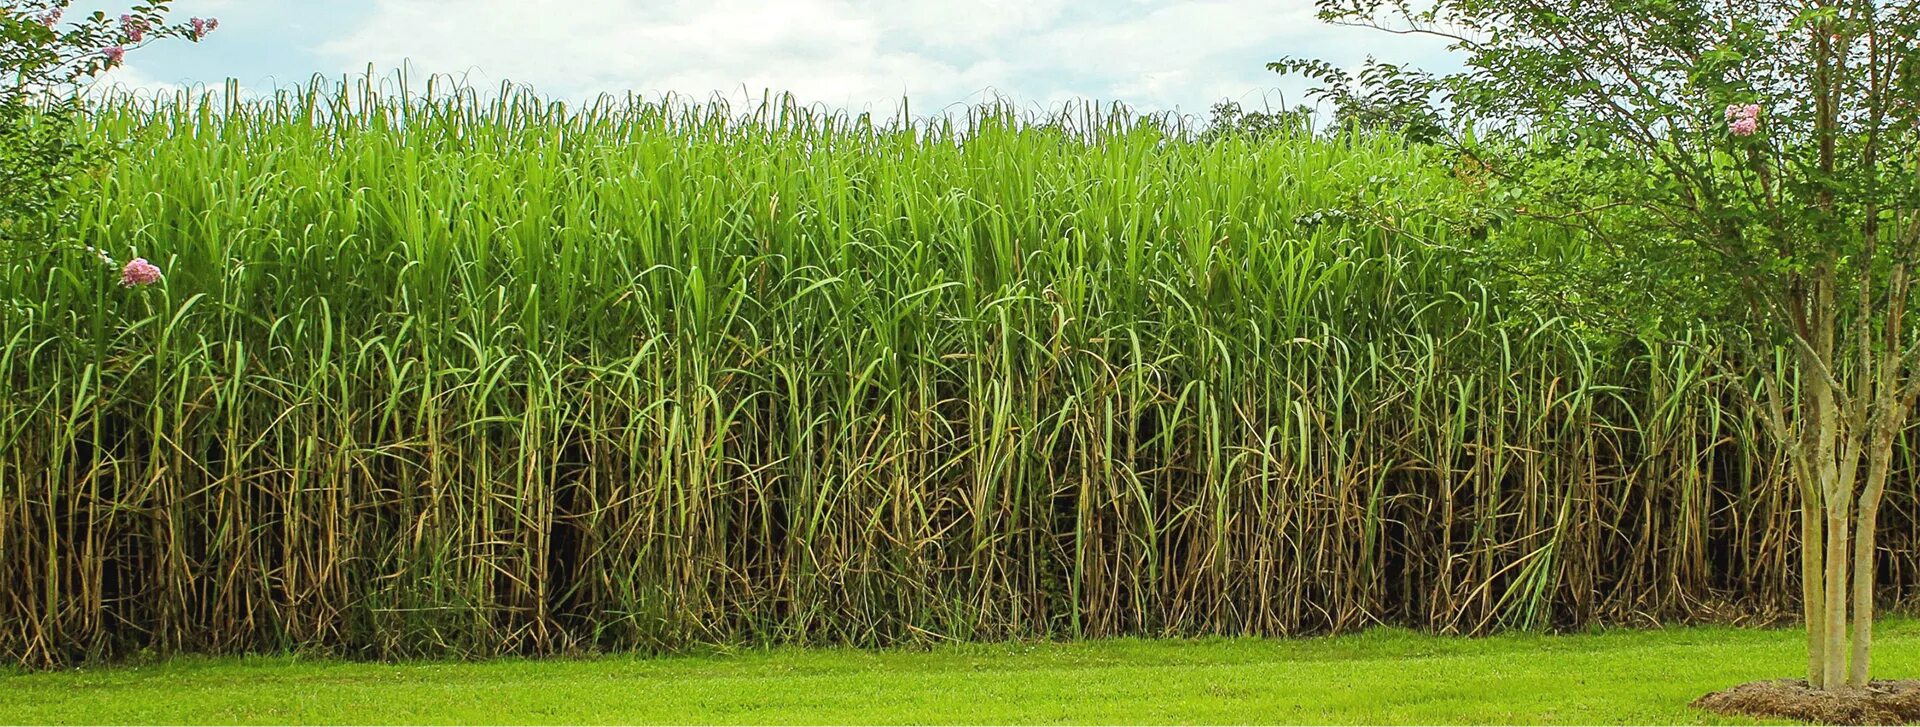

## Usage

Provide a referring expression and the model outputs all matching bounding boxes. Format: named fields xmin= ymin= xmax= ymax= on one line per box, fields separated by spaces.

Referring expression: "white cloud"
xmin=863 ymin=0 xmax=1069 ymax=53
xmin=90 ymin=64 xmax=196 ymax=100
xmin=316 ymin=0 xmax=1458 ymax=116
xmin=321 ymin=0 xmax=960 ymax=111
xmin=1036 ymin=0 xmax=1456 ymax=112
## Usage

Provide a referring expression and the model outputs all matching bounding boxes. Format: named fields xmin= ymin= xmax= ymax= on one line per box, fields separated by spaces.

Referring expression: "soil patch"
xmin=1694 ymin=679 xmax=1920 ymax=725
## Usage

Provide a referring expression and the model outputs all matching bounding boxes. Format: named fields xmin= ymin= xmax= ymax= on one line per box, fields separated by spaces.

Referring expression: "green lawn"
xmin=10 ymin=621 xmax=1915 ymax=725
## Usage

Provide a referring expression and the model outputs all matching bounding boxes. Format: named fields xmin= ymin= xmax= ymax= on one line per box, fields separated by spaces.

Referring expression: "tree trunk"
xmin=1848 ymin=395 xmax=1900 ymax=688
xmin=1823 ymin=499 xmax=1850 ymax=690
xmin=1850 ymin=495 xmax=1881 ymax=689
xmin=1810 ymin=347 xmax=1852 ymax=691
xmin=1784 ymin=359 xmax=1829 ymax=689
xmin=1804 ymin=507 xmax=1827 ymax=688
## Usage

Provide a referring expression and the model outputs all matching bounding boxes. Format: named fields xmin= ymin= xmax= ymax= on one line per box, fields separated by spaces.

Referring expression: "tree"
xmin=1 ymin=1 xmax=213 ymax=271
xmin=1267 ymin=57 xmax=1448 ymax=142
xmin=1281 ymin=0 xmax=1919 ymax=691
xmin=1197 ymin=100 xmax=1312 ymax=143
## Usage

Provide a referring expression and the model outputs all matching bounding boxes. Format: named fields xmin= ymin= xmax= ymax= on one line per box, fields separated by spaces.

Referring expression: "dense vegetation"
xmin=3 ymin=77 xmax=1915 ymax=668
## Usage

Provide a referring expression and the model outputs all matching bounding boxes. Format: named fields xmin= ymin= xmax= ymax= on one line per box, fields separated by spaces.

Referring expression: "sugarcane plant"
xmin=5 ymin=71 xmax=1808 ymax=667
xmin=1282 ymin=0 xmax=1920 ymax=691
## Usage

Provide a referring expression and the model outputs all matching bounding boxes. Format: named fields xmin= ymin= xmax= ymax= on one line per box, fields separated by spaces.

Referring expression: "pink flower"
xmin=101 ymin=46 xmax=124 ymax=66
xmin=39 ymin=8 xmax=61 ymax=27
xmin=119 ymin=13 xmax=146 ymax=42
xmin=1724 ymin=103 xmax=1761 ymax=136
xmin=120 ymin=258 xmax=161 ymax=287
xmin=190 ymin=17 xmax=218 ymax=38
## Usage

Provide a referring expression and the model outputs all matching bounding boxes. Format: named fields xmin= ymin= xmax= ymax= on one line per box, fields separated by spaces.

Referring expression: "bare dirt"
xmin=1694 ymin=679 xmax=1920 ymax=725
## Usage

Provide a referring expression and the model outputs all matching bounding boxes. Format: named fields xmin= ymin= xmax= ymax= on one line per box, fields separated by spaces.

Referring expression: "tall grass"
xmin=1 ymin=75 xmax=1910 ymax=667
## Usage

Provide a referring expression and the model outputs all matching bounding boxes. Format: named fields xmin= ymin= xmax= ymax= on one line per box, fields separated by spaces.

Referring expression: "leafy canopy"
xmin=1283 ymin=0 xmax=1920 ymax=344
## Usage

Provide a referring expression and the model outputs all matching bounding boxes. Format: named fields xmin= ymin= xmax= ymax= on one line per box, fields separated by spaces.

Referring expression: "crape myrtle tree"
xmin=1 ymin=0 xmax=213 ymax=280
xmin=1280 ymin=0 xmax=1918 ymax=691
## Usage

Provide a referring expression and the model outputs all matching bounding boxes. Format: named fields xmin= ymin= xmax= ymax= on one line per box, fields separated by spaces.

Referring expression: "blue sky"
xmin=83 ymin=0 xmax=1458 ymax=119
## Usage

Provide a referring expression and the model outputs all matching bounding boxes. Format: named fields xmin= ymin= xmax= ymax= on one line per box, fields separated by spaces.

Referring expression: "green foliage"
xmin=1266 ymin=58 xmax=1449 ymax=144
xmin=1196 ymin=100 xmax=1311 ymax=144
xmin=0 ymin=1 xmax=208 ymax=260
xmin=1289 ymin=0 xmax=1920 ymax=690
xmin=1295 ymin=0 xmax=1920 ymax=341
xmin=5 ymin=76 xmax=1910 ymax=668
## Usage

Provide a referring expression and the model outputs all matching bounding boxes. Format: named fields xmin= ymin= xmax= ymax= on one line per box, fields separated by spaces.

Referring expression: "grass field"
xmin=11 ymin=620 xmax=1919 ymax=725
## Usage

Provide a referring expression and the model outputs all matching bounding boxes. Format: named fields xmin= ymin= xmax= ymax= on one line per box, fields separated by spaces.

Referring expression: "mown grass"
xmin=17 ymin=620 xmax=1919 ymax=725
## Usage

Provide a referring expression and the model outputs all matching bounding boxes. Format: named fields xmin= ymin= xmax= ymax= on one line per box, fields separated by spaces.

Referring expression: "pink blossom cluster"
xmin=189 ymin=16 xmax=218 ymax=39
xmin=38 ymin=8 xmax=61 ymax=27
xmin=101 ymin=45 xmax=124 ymax=66
xmin=1725 ymin=103 xmax=1761 ymax=137
xmin=119 ymin=13 xmax=147 ymax=42
xmin=120 ymin=258 xmax=161 ymax=287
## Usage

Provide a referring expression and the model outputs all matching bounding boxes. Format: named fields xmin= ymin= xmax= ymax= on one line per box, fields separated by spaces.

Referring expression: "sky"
xmin=79 ymin=0 xmax=1460 ymax=121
